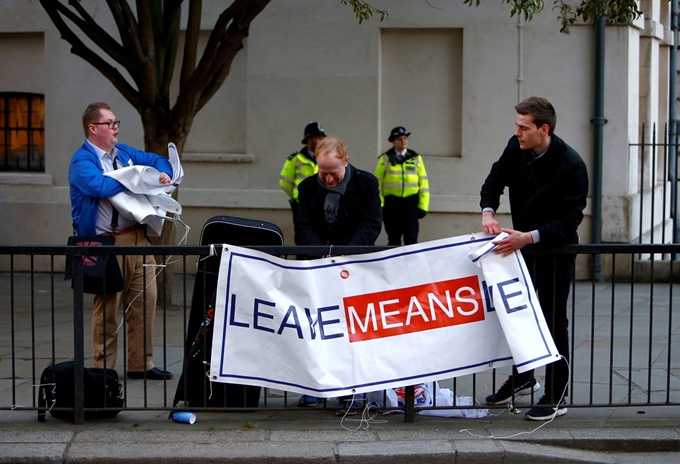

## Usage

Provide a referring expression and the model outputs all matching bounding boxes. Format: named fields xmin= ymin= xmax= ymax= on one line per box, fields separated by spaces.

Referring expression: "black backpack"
xmin=38 ymin=361 xmax=124 ymax=422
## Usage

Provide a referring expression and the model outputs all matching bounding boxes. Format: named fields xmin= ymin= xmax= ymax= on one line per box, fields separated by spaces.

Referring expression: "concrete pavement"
xmin=1 ymin=405 xmax=680 ymax=463
xmin=1 ymin=271 xmax=680 ymax=463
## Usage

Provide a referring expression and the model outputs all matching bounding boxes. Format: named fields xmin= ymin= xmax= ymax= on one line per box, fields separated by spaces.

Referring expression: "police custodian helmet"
xmin=301 ymin=122 xmax=326 ymax=144
xmin=388 ymin=126 xmax=411 ymax=142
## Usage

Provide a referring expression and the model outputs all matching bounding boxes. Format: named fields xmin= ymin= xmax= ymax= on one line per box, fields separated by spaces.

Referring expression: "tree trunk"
xmin=152 ymin=217 xmax=177 ymax=309
xmin=145 ymin=135 xmax=186 ymax=309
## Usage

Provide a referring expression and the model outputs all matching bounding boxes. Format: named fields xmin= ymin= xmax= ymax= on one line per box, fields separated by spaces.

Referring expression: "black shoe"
xmin=127 ymin=367 xmax=173 ymax=380
xmin=297 ymin=395 xmax=320 ymax=407
xmin=485 ymin=376 xmax=540 ymax=405
xmin=525 ymin=395 xmax=567 ymax=421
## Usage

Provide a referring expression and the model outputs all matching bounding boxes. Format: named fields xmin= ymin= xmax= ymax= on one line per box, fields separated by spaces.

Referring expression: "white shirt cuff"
xmin=530 ymin=230 xmax=540 ymax=244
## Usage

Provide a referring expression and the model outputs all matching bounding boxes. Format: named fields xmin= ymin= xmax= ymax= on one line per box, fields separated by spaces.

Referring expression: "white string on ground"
xmin=339 ymin=393 xmax=388 ymax=431
xmin=484 ymin=405 xmax=509 ymax=417
xmin=479 ymin=381 xmax=515 ymax=417
xmin=459 ymin=355 xmax=571 ymax=440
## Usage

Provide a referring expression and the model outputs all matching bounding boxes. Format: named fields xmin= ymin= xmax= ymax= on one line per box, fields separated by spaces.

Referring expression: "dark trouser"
xmin=511 ymin=252 xmax=574 ymax=403
xmin=290 ymin=200 xmax=300 ymax=245
xmin=383 ymin=195 xmax=419 ymax=246
xmin=290 ymin=200 xmax=313 ymax=259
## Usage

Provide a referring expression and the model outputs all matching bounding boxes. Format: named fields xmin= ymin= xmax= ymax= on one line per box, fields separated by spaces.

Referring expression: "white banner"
xmin=469 ymin=233 xmax=560 ymax=373
xmin=105 ymin=142 xmax=184 ymax=236
xmin=209 ymin=233 xmax=557 ymax=397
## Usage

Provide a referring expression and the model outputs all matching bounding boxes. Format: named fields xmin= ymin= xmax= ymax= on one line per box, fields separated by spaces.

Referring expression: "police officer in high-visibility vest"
xmin=279 ymin=122 xmax=325 ymax=244
xmin=375 ymin=126 xmax=430 ymax=245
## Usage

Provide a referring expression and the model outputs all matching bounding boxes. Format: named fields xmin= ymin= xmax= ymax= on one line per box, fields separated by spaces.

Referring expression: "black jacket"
xmin=480 ymin=135 xmax=588 ymax=246
xmin=383 ymin=147 xmax=418 ymax=164
xmin=297 ymin=164 xmax=383 ymax=246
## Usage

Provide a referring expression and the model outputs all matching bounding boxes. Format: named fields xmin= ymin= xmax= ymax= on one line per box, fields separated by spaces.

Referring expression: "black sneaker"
xmin=485 ymin=376 xmax=540 ymax=405
xmin=525 ymin=395 xmax=567 ymax=421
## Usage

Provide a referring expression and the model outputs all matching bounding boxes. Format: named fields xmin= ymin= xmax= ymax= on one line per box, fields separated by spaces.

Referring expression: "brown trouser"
xmin=92 ymin=226 xmax=157 ymax=372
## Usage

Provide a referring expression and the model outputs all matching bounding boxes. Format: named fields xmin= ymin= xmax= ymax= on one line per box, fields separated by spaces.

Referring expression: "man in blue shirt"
xmin=69 ymin=102 xmax=174 ymax=381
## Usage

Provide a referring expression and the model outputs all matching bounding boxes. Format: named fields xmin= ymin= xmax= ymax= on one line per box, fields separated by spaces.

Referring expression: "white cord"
xmin=33 ymin=382 xmax=57 ymax=414
xmin=460 ymin=355 xmax=571 ymax=440
xmin=204 ymin=363 xmax=214 ymax=400
xmin=115 ymin=218 xmax=190 ymax=335
xmin=339 ymin=393 xmax=387 ymax=431
xmin=198 ymin=243 xmax=219 ymax=263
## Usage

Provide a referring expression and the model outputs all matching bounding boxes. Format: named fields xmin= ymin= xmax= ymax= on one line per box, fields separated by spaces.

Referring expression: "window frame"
xmin=0 ymin=92 xmax=45 ymax=172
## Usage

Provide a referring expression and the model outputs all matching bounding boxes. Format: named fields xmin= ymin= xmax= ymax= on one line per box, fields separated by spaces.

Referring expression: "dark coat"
xmin=480 ymin=134 xmax=588 ymax=246
xmin=296 ymin=164 xmax=383 ymax=246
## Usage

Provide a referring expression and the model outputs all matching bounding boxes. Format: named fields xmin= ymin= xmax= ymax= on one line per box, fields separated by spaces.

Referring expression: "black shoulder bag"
xmin=64 ymin=234 xmax=124 ymax=294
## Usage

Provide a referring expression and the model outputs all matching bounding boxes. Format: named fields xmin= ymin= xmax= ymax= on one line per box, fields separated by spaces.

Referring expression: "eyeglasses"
xmin=91 ymin=120 xmax=121 ymax=129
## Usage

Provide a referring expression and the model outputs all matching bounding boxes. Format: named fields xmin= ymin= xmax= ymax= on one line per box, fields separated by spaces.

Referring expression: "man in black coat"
xmin=294 ymin=135 xmax=382 ymax=409
xmin=297 ymin=136 xmax=382 ymax=248
xmin=479 ymin=96 xmax=588 ymax=421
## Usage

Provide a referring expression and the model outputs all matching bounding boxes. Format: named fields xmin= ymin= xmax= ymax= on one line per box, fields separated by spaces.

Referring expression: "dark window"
xmin=0 ymin=93 xmax=45 ymax=172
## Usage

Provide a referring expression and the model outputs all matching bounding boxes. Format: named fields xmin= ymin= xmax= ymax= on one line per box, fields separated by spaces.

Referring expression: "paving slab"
xmin=337 ymin=439 xmax=454 ymax=464
xmin=0 ymin=443 xmax=68 ymax=464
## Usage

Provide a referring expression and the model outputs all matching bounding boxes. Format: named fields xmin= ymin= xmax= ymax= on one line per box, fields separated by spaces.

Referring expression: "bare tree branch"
xmin=197 ymin=42 xmax=241 ymax=111
xmin=200 ymin=0 xmax=269 ymax=104
xmin=180 ymin=0 xmax=202 ymax=90
xmin=39 ymin=0 xmax=140 ymax=107
xmin=195 ymin=6 xmax=261 ymax=110
xmin=55 ymin=0 xmax=136 ymax=72
xmin=106 ymin=0 xmax=145 ymax=67
xmin=158 ymin=1 xmax=182 ymax=103
xmin=134 ymin=0 xmax=157 ymax=104
xmin=171 ymin=0 xmax=243 ymax=123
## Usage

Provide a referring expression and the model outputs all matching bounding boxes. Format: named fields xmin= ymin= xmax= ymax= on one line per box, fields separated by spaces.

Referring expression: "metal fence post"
xmin=71 ymin=251 xmax=86 ymax=425
xmin=404 ymin=385 xmax=415 ymax=423
xmin=670 ymin=0 xmax=679 ymax=247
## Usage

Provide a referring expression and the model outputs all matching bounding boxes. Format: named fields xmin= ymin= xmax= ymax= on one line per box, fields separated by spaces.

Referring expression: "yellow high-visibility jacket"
xmin=375 ymin=149 xmax=430 ymax=211
xmin=279 ymin=149 xmax=318 ymax=201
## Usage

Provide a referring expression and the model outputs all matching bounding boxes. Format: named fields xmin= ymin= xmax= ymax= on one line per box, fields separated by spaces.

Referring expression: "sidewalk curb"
xmin=1 ymin=427 xmax=679 ymax=463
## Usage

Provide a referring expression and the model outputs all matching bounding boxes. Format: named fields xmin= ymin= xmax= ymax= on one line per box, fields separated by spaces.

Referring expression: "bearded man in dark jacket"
xmin=479 ymin=96 xmax=588 ymax=421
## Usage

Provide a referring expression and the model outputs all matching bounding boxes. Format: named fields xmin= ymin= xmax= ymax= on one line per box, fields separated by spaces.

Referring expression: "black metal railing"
xmin=630 ymin=123 xmax=679 ymax=249
xmin=1 ymin=243 xmax=678 ymax=424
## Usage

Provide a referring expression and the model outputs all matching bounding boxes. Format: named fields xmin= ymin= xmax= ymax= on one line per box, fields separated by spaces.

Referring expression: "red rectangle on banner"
xmin=342 ymin=275 xmax=484 ymax=342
